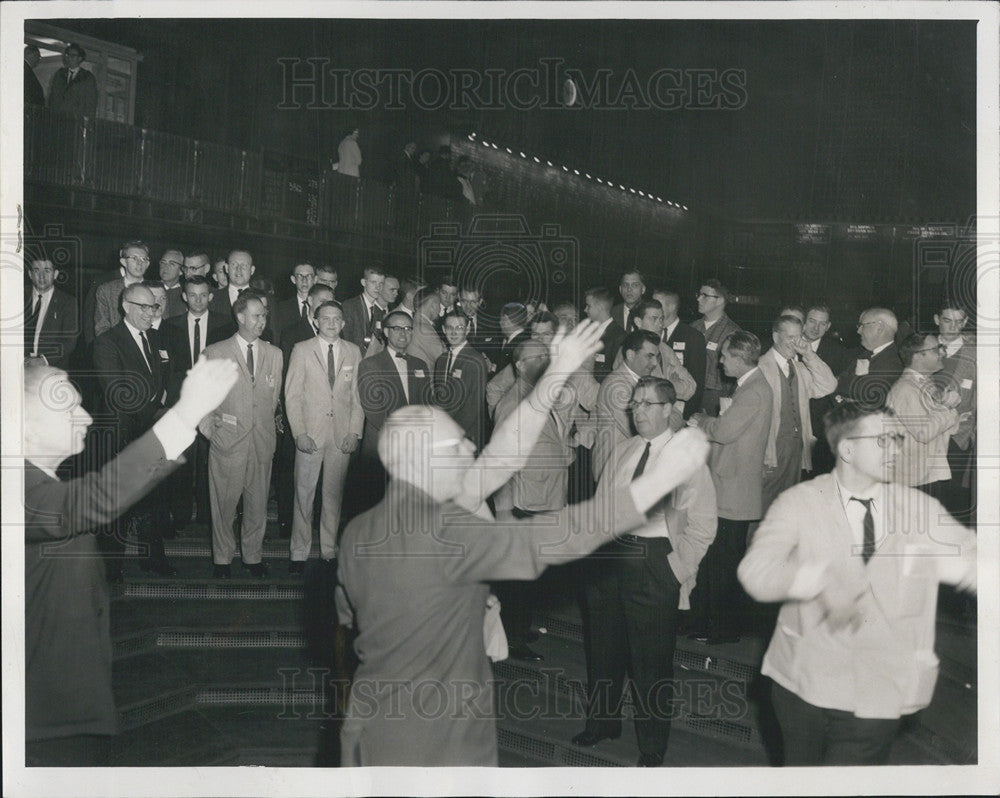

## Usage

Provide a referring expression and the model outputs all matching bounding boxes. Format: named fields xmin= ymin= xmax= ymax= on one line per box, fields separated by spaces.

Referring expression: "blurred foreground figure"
xmin=336 ymin=321 xmax=711 ymax=766
xmin=738 ymin=402 xmax=977 ymax=766
xmin=23 ymin=359 xmax=238 ymax=744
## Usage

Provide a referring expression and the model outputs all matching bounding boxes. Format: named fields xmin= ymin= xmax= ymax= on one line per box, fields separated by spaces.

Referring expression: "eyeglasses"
xmin=628 ymin=400 xmax=668 ymax=411
xmin=844 ymin=432 xmax=905 ymax=448
xmin=856 ymin=320 xmax=880 ymax=330
xmin=385 ymin=325 xmax=413 ymax=333
xmin=915 ymin=344 xmax=947 ymax=354
xmin=125 ymin=300 xmax=161 ymax=313
xmin=159 ymin=259 xmax=183 ymax=268
xmin=697 ymin=292 xmax=720 ymax=300
xmin=126 ymin=255 xmax=150 ymax=265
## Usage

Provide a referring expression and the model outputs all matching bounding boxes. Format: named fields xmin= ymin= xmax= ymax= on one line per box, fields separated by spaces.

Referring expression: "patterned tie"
xmin=192 ymin=317 xmax=201 ymax=365
xmin=246 ymin=342 xmax=254 ymax=381
xmin=327 ymin=343 xmax=337 ymax=389
xmin=139 ymin=331 xmax=153 ymax=373
xmin=631 ymin=441 xmax=652 ymax=480
xmin=24 ymin=294 xmax=41 ymax=355
xmin=850 ymin=497 xmax=876 ymax=564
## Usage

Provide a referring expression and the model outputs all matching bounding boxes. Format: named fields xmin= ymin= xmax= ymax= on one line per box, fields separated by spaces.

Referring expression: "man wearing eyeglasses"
xmin=92 ymin=240 xmax=151 ymax=341
xmin=835 ymin=307 xmax=903 ymax=409
xmin=92 ymin=283 xmax=176 ymax=577
xmin=157 ymin=248 xmax=187 ymax=319
xmin=739 ymin=402 xmax=976 ymax=765
xmin=573 ymin=376 xmax=717 ymax=766
xmin=885 ymin=333 xmax=968 ymax=501
xmin=691 ymin=279 xmax=741 ymax=417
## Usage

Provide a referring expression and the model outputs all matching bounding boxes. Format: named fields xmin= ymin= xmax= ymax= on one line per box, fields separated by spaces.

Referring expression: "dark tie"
xmin=445 ymin=349 xmax=455 ymax=378
xmin=192 ymin=317 xmax=201 ymax=365
xmin=850 ymin=497 xmax=876 ymax=564
xmin=631 ymin=441 xmax=652 ymax=480
xmin=139 ymin=331 xmax=153 ymax=373
xmin=327 ymin=343 xmax=337 ymax=389
xmin=395 ymin=350 xmax=407 ymax=361
xmin=24 ymin=294 xmax=41 ymax=355
xmin=301 ymin=300 xmax=309 ymax=320
xmin=370 ymin=304 xmax=385 ymax=336
xmin=626 ymin=309 xmax=635 ymax=332
xmin=246 ymin=343 xmax=254 ymax=380
xmin=787 ymin=359 xmax=796 ymax=385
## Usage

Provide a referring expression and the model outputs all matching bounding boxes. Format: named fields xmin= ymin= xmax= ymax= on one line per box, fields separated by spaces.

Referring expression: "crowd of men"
xmin=24 ymin=245 xmax=978 ymax=767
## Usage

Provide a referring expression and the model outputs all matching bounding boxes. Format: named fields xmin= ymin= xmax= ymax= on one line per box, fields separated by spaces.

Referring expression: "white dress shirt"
xmin=387 ymin=346 xmax=409 ymax=402
xmin=28 ymin=287 xmax=54 ymax=355
xmin=624 ymin=428 xmax=674 ymax=539
xmin=187 ymin=311 xmax=209 ymax=364
xmin=123 ymin=318 xmax=153 ymax=371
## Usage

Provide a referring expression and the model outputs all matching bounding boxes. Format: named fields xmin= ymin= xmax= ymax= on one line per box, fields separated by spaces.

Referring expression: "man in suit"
xmin=335 ymin=320 xmax=712 ymax=766
xmin=394 ymin=275 xmax=424 ymax=319
xmin=573 ymin=376 xmax=717 ymax=766
xmin=610 ymin=269 xmax=646 ymax=332
xmin=457 ymin=285 xmax=491 ymax=350
xmin=487 ymin=302 xmax=530 ymax=374
xmin=591 ymin=330 xmax=661 ymax=481
xmin=757 ymin=315 xmax=837 ymax=512
xmin=157 ymin=248 xmax=187 ymax=319
xmin=802 ymin=303 xmax=851 ymax=474
xmin=23 ymin=359 xmax=237 ymax=757
xmin=199 ymin=293 xmax=283 ymax=579
xmin=691 ymin=279 xmax=741 ymax=417
xmin=379 ymin=274 xmax=400 ymax=312
xmin=407 ymin=286 xmax=445 ymax=373
xmin=161 ymin=276 xmax=232 ymax=527
xmin=584 ymin=288 xmax=626 ymax=383
xmin=689 ymin=330 xmax=772 ymax=644
xmin=355 ymin=310 xmax=434 ymax=506
xmin=24 ymin=254 xmax=79 ymax=370
xmin=835 ymin=307 xmax=903 ymax=410
xmin=47 ymin=42 xmax=98 ymax=117
xmin=24 ymin=45 xmax=45 ymax=107
xmin=654 ymin=289 xmax=707 ymax=418
xmin=208 ymin=248 xmax=255 ymax=320
xmin=433 ymin=310 xmax=489 ymax=450
xmin=92 ymin=283 xmax=177 ymax=576
xmin=340 ymin=266 xmax=386 ymax=352
xmin=272 ymin=261 xmax=317 ymax=348
xmin=738 ymin=402 xmax=976 ymax=765
xmin=315 ymin=264 xmax=339 ymax=295
xmin=182 ymin=249 xmax=212 ymax=280
xmin=92 ymin=240 xmax=150 ymax=341
xmin=285 ymin=303 xmax=363 ymax=571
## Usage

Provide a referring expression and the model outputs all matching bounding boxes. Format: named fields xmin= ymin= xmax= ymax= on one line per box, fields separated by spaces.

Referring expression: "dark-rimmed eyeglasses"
xmin=125 ymin=300 xmax=160 ymax=313
xmin=915 ymin=344 xmax=947 ymax=355
xmin=628 ymin=400 xmax=668 ymax=411
xmin=844 ymin=432 xmax=905 ymax=448
xmin=385 ymin=325 xmax=413 ymax=333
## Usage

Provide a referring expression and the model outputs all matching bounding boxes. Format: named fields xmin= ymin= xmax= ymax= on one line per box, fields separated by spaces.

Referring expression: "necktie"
xmin=446 ymin=349 xmax=455 ymax=377
xmin=246 ymin=343 xmax=254 ymax=380
xmin=192 ymin=317 xmax=201 ymax=365
xmin=395 ymin=350 xmax=407 ymax=360
xmin=25 ymin=294 xmax=41 ymax=355
xmin=139 ymin=331 xmax=153 ymax=372
xmin=370 ymin=304 xmax=385 ymax=336
xmin=301 ymin=300 xmax=309 ymax=320
xmin=850 ymin=497 xmax=876 ymax=564
xmin=327 ymin=343 xmax=337 ymax=389
xmin=787 ymin=359 xmax=796 ymax=385
xmin=632 ymin=441 xmax=652 ymax=480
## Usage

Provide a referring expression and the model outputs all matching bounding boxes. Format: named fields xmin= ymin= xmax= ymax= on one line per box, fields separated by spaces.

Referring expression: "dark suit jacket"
xmin=357 ymin=348 xmax=433 ymax=461
xmin=161 ymin=311 xmax=232 ymax=404
xmin=665 ymin=320 xmax=707 ymax=417
xmin=835 ymin=342 xmax=904 ymax=410
xmin=162 ymin=285 xmax=187 ymax=319
xmin=341 ymin=294 xmax=384 ymax=352
xmin=279 ymin=317 xmax=317 ymax=374
xmin=273 ymin=295 xmax=310 ymax=348
xmin=208 ymin=288 xmax=234 ymax=320
xmin=25 ymin=287 xmax=79 ymax=369
xmin=485 ymin=329 xmax=530 ymax=376
xmin=610 ymin=302 xmax=639 ymax=333
xmin=25 ymin=428 xmax=181 ymax=740
xmin=433 ymin=344 xmax=489 ymax=450
xmin=47 ymin=67 xmax=98 ymax=116
xmin=25 ymin=62 xmax=45 ymax=106
xmin=809 ymin=335 xmax=851 ymax=437
xmin=594 ymin=320 xmax=626 ymax=383
xmin=92 ymin=321 xmax=168 ymax=446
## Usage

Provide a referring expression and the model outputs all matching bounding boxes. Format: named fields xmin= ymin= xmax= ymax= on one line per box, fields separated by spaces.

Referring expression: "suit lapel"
xmin=230 ymin=336 xmax=252 ymax=383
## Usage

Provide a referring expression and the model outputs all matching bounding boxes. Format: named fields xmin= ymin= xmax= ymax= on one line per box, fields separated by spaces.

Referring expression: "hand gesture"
xmin=630 ymin=427 xmax=710 ymax=514
xmin=940 ymin=388 xmax=961 ymax=409
xmin=173 ymin=358 xmax=239 ymax=428
xmin=546 ymin=319 xmax=606 ymax=377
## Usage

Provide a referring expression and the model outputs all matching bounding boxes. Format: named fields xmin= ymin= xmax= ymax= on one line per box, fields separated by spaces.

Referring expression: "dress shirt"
xmin=942 ymin=337 xmax=964 ymax=358
xmin=772 ymin=349 xmax=793 ymax=378
xmin=228 ymin=284 xmax=248 ymax=306
xmin=28 ymin=287 xmax=55 ymax=354
xmin=188 ymin=312 xmax=209 ymax=363
xmin=235 ymin=333 xmax=256 ymax=370
xmin=316 ymin=335 xmax=344 ymax=363
xmin=663 ymin=318 xmax=680 ymax=342
xmin=445 ymin=341 xmax=467 ymax=373
xmin=388 ymin=346 xmax=410 ymax=402
xmin=701 ymin=316 xmax=721 ymax=332
xmin=736 ymin=366 xmax=759 ymax=388
xmin=504 ymin=329 xmax=525 ymax=346
xmin=868 ymin=341 xmax=892 ymax=358
xmin=624 ymin=428 xmax=675 ymax=539
xmin=809 ymin=338 xmax=822 ymax=353
xmin=123 ymin=318 xmax=153 ymax=371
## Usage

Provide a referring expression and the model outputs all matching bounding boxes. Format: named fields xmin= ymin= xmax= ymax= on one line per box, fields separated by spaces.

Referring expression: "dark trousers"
xmin=701 ymin=388 xmax=723 ymax=417
xmin=771 ymin=682 xmax=901 ymax=765
xmin=495 ymin=506 xmax=539 ymax=643
xmin=274 ymin=429 xmax=296 ymax=528
xmin=944 ymin=438 xmax=975 ymax=523
xmin=169 ymin=433 xmax=211 ymax=526
xmin=689 ymin=517 xmax=750 ymax=638
xmin=581 ymin=536 xmax=681 ymax=759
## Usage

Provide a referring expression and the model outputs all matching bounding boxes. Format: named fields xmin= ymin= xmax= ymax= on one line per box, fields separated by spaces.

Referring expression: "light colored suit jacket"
xmin=738 ymin=473 xmax=975 ymax=718
xmin=757 ymin=348 xmax=836 ymax=471
xmin=937 ymin=336 xmax=976 ymax=449
xmin=886 ymin=368 xmax=958 ymax=486
xmin=699 ymin=368 xmax=772 ymax=520
xmin=591 ymin=364 xmax=639 ymax=480
xmin=198 ymin=335 xmax=282 ymax=458
xmin=408 ymin=312 xmax=445 ymax=371
xmin=603 ymin=435 xmax=717 ymax=610
xmin=285 ymin=337 xmax=364 ymax=451
xmin=93 ymin=276 xmax=128 ymax=340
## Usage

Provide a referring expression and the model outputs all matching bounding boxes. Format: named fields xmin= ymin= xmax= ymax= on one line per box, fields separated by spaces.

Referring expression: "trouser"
xmin=495 ymin=506 xmax=539 ymax=643
xmin=761 ymin=434 xmax=803 ymax=513
xmin=169 ymin=433 xmax=211 ymax=525
xmin=274 ymin=428 xmax=296 ymax=528
xmin=581 ymin=536 xmax=680 ymax=759
xmin=209 ymin=441 xmax=272 ymax=565
xmin=943 ymin=437 xmax=975 ymax=522
xmin=771 ymin=682 xmax=901 ymax=765
xmin=689 ymin=517 xmax=750 ymax=638
xmin=292 ymin=439 xmax=352 ymax=561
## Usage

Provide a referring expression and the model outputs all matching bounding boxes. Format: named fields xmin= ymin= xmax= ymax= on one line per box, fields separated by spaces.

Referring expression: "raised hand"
xmin=629 ymin=427 xmax=710 ymax=514
xmin=173 ymin=358 xmax=239 ymax=428
xmin=546 ymin=319 xmax=607 ymax=377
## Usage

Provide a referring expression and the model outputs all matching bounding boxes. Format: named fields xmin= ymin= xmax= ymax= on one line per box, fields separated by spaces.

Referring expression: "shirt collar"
xmin=870 ymin=340 xmax=892 ymax=357
xmin=235 ymin=333 xmax=255 ymax=349
xmin=189 ymin=310 xmax=208 ymax=321
xmin=834 ymin=472 xmax=880 ymax=508
xmin=943 ymin=336 xmax=964 ymax=357
xmin=123 ymin=318 xmax=147 ymax=339
xmin=449 ymin=341 xmax=467 ymax=356
xmin=809 ymin=337 xmax=821 ymax=352
xmin=736 ymin=366 xmax=758 ymax=387
xmin=623 ymin=362 xmax=640 ymax=381
xmin=32 ymin=286 xmax=54 ymax=300
xmin=643 ymin=426 xmax=675 ymax=450
xmin=664 ymin=318 xmax=679 ymax=339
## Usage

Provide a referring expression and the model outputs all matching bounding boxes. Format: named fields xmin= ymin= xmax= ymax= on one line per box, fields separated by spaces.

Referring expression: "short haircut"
xmin=382 ymin=273 xmax=399 ymax=284
xmin=620 ymin=270 xmax=645 ymax=284
xmin=249 ymin=277 xmax=274 ymax=296
xmin=141 ymin=279 xmax=166 ymax=291
xmin=701 ymin=278 xmax=730 ymax=303
xmin=806 ymin=303 xmax=831 ymax=318
xmin=458 ymin=284 xmax=481 ymax=297
xmin=552 ymin=301 xmax=578 ymax=319
xmin=779 ymin=304 xmax=805 ymax=318
xmin=313 ymin=300 xmax=342 ymax=320
xmin=120 ymin=239 xmax=149 ymax=258
xmin=316 ymin=264 xmax=337 ymax=275
xmin=400 ymin=276 xmax=425 ymax=296
xmin=622 ymin=329 xmax=660 ymax=357
xmin=292 ymin=260 xmax=315 ymax=272
xmin=823 ymin=402 xmax=896 ymax=453
xmin=227 ymin=248 xmax=252 ymax=262
xmin=937 ymin=301 xmax=968 ymax=318
xmin=899 ymin=332 xmax=933 ymax=367
xmin=186 ymin=249 xmax=211 ymax=262
xmin=363 ymin=265 xmax=386 ymax=279
xmin=308 ymin=282 xmax=335 ymax=300
xmin=633 ymin=299 xmax=663 ymax=321
xmin=232 ymin=291 xmax=264 ymax=317
xmin=412 ymin=286 xmax=437 ymax=313
xmin=182 ymin=275 xmax=212 ymax=291
xmin=531 ymin=310 xmax=559 ymax=329
xmin=584 ymin=287 xmax=614 ymax=311
xmin=634 ymin=375 xmax=677 ymax=406
xmin=861 ymin=307 xmax=898 ymax=334
xmin=513 ymin=338 xmax=547 ymax=363
xmin=25 ymin=246 xmax=52 ymax=266
xmin=441 ymin=309 xmax=469 ymax=327
xmin=383 ymin=310 xmax=413 ymax=328
xmin=772 ymin=314 xmax=804 ymax=334
xmin=438 ymin=277 xmax=457 ymax=289
xmin=722 ymin=330 xmax=761 ymax=365
xmin=500 ymin=302 xmax=528 ymax=328
xmin=160 ymin=247 xmax=184 ymax=259
xmin=653 ymin=290 xmax=680 ymax=308
xmin=65 ymin=43 xmax=86 ymax=59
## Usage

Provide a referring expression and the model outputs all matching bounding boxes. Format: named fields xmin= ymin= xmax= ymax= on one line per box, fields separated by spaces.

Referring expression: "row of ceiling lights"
xmin=467 ymin=132 xmax=688 ymax=211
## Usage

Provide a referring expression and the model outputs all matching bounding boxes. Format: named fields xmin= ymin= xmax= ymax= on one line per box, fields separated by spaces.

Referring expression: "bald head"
xmin=24 ymin=365 xmax=92 ymax=465
xmin=858 ymin=307 xmax=898 ymax=350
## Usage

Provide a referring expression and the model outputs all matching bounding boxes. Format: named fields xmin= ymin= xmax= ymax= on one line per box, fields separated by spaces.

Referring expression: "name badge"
xmin=719 ymin=397 xmax=733 ymax=415
xmin=374 ymin=321 xmax=382 ymax=330
xmin=222 ymin=413 xmax=238 ymax=426
xmin=673 ymin=341 xmax=686 ymax=350
xmin=343 ymin=365 xmax=354 ymax=372
xmin=595 ymin=353 xmax=606 ymax=363
xmin=453 ymin=369 xmax=463 ymax=378
xmin=961 ymin=378 xmax=973 ymax=390
xmin=158 ymin=349 xmax=169 ymax=360
xmin=706 ymin=341 xmax=718 ymax=351
xmin=415 ymin=369 xmax=426 ymax=378
xmin=855 ymin=359 xmax=870 ymax=376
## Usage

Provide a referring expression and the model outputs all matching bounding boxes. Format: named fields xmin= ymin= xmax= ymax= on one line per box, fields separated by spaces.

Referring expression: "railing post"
xmin=137 ymin=128 xmax=147 ymax=195
xmin=239 ymin=150 xmax=247 ymax=212
xmin=191 ymin=139 xmax=200 ymax=202
xmin=77 ymin=115 xmax=90 ymax=185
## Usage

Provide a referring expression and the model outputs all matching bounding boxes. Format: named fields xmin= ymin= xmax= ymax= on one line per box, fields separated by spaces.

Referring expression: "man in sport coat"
xmin=199 ymin=293 xmax=283 ymax=578
xmin=47 ymin=43 xmax=98 ymax=117
xmin=655 ymin=290 xmax=708 ymax=418
xmin=835 ymin=307 xmax=903 ymax=410
xmin=433 ymin=310 xmax=489 ymax=450
xmin=24 ymin=255 xmax=79 ymax=370
xmin=284 ymin=302 xmax=364 ymax=567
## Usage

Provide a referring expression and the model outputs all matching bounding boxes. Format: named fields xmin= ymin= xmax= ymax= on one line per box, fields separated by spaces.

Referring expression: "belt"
xmin=619 ymin=533 xmax=673 ymax=553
